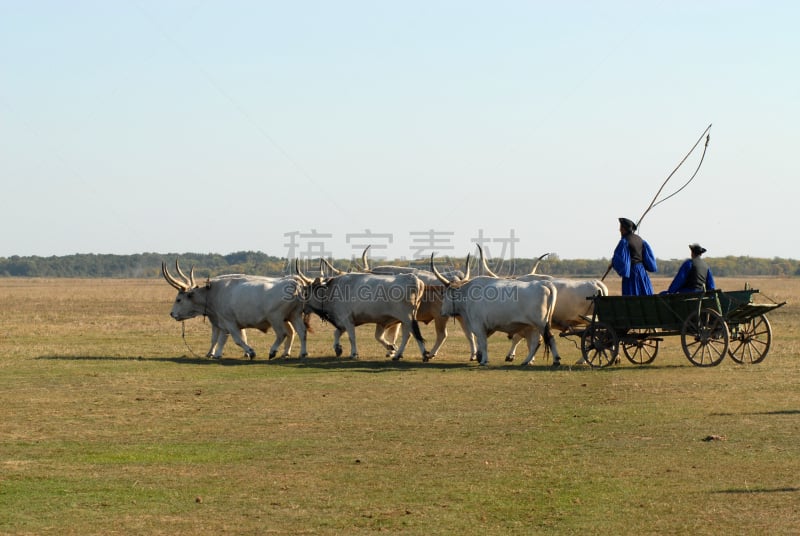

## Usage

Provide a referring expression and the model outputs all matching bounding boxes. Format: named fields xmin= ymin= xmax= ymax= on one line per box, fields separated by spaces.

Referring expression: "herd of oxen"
xmin=161 ymin=246 xmax=608 ymax=366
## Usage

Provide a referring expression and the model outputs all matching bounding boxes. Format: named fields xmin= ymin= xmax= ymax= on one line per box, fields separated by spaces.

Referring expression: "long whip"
xmin=601 ymin=124 xmax=712 ymax=281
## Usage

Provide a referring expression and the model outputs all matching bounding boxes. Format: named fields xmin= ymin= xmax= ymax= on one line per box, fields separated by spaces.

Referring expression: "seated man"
xmin=666 ymin=243 xmax=715 ymax=293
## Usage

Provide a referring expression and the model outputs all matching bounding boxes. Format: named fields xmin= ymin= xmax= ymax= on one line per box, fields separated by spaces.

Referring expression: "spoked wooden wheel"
xmin=580 ymin=322 xmax=619 ymax=368
xmin=622 ymin=329 xmax=659 ymax=365
xmin=681 ymin=308 xmax=729 ymax=367
xmin=728 ymin=314 xmax=772 ymax=364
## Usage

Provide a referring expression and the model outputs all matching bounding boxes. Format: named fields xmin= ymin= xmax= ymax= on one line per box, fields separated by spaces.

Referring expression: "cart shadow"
xmin=710 ymin=409 xmax=800 ymax=416
xmin=712 ymin=486 xmax=799 ymax=494
xmin=35 ymin=354 xmax=573 ymax=373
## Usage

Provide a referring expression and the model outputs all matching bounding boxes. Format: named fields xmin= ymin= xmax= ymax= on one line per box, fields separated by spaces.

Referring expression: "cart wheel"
xmin=728 ymin=314 xmax=772 ymax=364
xmin=681 ymin=308 xmax=729 ymax=367
xmin=622 ymin=329 xmax=659 ymax=365
xmin=580 ymin=322 xmax=619 ymax=368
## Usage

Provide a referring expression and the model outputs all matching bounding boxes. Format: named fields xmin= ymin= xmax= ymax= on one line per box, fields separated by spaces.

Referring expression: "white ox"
xmin=477 ymin=246 xmax=607 ymax=361
xmin=431 ymin=255 xmax=561 ymax=367
xmin=351 ymin=247 xmax=476 ymax=360
xmin=162 ymin=261 xmax=308 ymax=360
xmin=298 ymin=269 xmax=429 ymax=360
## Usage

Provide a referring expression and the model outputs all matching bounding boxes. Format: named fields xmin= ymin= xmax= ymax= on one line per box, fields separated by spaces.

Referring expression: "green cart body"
xmin=579 ymin=287 xmax=784 ymax=368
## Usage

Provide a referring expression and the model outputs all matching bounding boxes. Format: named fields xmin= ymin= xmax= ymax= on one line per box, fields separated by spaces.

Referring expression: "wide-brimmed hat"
xmin=689 ymin=243 xmax=707 ymax=255
xmin=619 ymin=217 xmax=636 ymax=232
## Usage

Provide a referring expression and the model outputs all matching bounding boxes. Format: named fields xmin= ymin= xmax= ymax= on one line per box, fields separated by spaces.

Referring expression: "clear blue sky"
xmin=2 ymin=1 xmax=797 ymax=262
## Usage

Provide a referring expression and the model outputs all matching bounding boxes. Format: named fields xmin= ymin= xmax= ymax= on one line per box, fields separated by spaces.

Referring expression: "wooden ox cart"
xmin=578 ymin=286 xmax=785 ymax=368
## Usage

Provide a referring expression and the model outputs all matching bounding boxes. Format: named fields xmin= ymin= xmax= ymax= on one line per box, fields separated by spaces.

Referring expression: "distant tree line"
xmin=0 ymin=252 xmax=798 ymax=278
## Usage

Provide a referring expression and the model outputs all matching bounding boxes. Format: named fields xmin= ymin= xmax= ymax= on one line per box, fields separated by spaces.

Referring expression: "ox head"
xmin=162 ymin=260 xmax=209 ymax=321
xmin=430 ymin=253 xmax=471 ymax=317
xmin=295 ymin=259 xmax=332 ymax=318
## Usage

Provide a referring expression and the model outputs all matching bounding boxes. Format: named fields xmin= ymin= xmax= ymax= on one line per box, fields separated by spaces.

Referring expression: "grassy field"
xmin=0 ymin=276 xmax=798 ymax=535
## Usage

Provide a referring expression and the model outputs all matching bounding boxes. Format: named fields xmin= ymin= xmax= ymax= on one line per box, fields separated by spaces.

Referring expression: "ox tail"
xmin=544 ymin=283 xmax=559 ymax=362
xmin=411 ymin=319 xmax=426 ymax=343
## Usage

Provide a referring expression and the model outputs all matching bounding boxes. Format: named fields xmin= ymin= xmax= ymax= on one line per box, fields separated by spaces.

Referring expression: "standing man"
xmin=666 ymin=243 xmax=715 ymax=293
xmin=612 ymin=217 xmax=657 ymax=296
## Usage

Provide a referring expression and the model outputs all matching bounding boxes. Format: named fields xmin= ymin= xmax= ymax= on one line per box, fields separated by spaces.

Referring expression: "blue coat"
xmin=667 ymin=259 xmax=715 ymax=293
xmin=612 ymin=236 xmax=657 ymax=296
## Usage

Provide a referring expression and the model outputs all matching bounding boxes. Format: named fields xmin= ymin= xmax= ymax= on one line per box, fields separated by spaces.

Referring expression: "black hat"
xmin=619 ymin=217 xmax=636 ymax=232
xmin=689 ymin=243 xmax=707 ymax=255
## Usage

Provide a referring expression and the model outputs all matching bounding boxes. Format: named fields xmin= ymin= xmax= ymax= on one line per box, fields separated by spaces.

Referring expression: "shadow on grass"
xmin=712 ymin=486 xmax=799 ymax=494
xmin=35 ymin=354 xmax=705 ymax=374
xmin=710 ymin=409 xmax=800 ymax=416
xmin=35 ymin=354 xmax=611 ymax=373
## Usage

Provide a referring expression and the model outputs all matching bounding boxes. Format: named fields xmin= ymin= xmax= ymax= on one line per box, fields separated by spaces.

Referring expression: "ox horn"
xmin=321 ymin=257 xmax=343 ymax=276
xmin=529 ymin=252 xmax=552 ymax=275
xmin=463 ymin=253 xmax=471 ymax=281
xmin=294 ymin=258 xmax=314 ymax=284
xmin=162 ymin=261 xmax=188 ymax=291
xmin=476 ymin=244 xmax=499 ymax=278
xmin=174 ymin=260 xmax=196 ymax=288
xmin=360 ymin=245 xmax=371 ymax=272
xmin=430 ymin=253 xmax=451 ymax=286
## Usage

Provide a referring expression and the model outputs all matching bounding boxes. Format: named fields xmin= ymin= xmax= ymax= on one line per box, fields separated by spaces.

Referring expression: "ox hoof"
xmin=505 ymin=355 xmax=515 ymax=362
xmin=211 ymin=355 xmax=222 ymax=360
xmin=422 ymin=352 xmax=432 ymax=362
xmin=268 ymin=351 xmax=277 ymax=360
xmin=350 ymin=354 xmax=359 ymax=360
xmin=334 ymin=345 xmax=343 ymax=357
xmin=551 ymin=361 xmax=561 ymax=368
xmin=300 ymin=353 xmax=308 ymax=359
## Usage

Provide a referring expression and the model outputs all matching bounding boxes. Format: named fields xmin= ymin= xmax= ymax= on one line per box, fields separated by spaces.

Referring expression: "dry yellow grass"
xmin=0 ymin=277 xmax=797 ymax=535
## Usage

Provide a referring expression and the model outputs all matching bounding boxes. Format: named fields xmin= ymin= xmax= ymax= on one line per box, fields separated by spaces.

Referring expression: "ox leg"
xmin=475 ymin=332 xmax=490 ymax=366
xmin=520 ymin=328 xmax=543 ymax=366
xmin=544 ymin=326 xmax=561 ymax=367
xmin=268 ymin=321 xmax=290 ymax=360
xmin=223 ymin=325 xmax=256 ymax=359
xmin=289 ymin=314 xmax=308 ymax=359
xmin=391 ymin=321 xmax=412 ymax=361
xmin=505 ymin=333 xmax=524 ymax=362
xmin=425 ymin=316 xmax=449 ymax=359
xmin=454 ymin=316 xmax=478 ymax=361
xmin=412 ymin=320 xmax=430 ymax=361
xmin=207 ymin=325 xmax=223 ymax=358
xmin=332 ymin=329 xmax=344 ymax=357
xmin=210 ymin=329 xmax=237 ymax=359
xmin=392 ymin=319 xmax=428 ymax=361
xmin=280 ymin=321 xmax=296 ymax=358
xmin=376 ymin=323 xmax=399 ymax=358
xmin=344 ymin=324 xmax=359 ymax=359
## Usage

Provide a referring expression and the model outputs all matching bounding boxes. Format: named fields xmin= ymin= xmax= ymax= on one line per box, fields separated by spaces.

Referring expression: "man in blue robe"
xmin=612 ymin=217 xmax=657 ymax=296
xmin=665 ymin=243 xmax=715 ymax=293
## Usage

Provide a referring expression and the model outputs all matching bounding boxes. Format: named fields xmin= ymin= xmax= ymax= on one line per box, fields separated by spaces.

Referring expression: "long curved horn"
xmin=529 ymin=252 xmax=552 ymax=275
xmin=430 ymin=253 xmax=451 ymax=285
xmin=174 ymin=260 xmax=195 ymax=288
xmin=463 ymin=253 xmax=471 ymax=281
xmin=360 ymin=245 xmax=371 ymax=272
xmin=321 ymin=257 xmax=343 ymax=276
xmin=476 ymin=244 xmax=499 ymax=278
xmin=162 ymin=261 xmax=188 ymax=291
xmin=294 ymin=258 xmax=314 ymax=284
